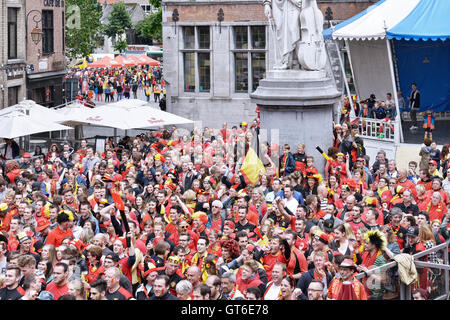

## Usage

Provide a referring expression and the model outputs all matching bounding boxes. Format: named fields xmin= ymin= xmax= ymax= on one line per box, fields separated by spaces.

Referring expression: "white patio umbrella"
xmin=106 ymin=98 xmax=149 ymax=108
xmin=85 ymin=99 xmax=194 ymax=130
xmin=0 ymin=111 xmax=73 ymax=139
xmin=55 ymin=100 xmax=99 ymax=126
xmin=69 ymin=104 xmax=137 ymax=130
xmin=130 ymin=106 xmax=194 ymax=128
xmin=0 ymin=100 xmax=68 ymax=123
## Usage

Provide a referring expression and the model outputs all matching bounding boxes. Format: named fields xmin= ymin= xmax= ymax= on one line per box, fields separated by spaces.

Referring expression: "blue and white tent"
xmin=324 ymin=0 xmax=449 ymax=113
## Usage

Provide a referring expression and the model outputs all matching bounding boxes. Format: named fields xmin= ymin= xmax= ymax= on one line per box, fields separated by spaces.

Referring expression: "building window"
xmin=182 ymin=26 xmax=211 ymax=93
xmin=251 ymin=52 xmax=265 ymax=91
xmin=183 ymin=27 xmax=195 ymax=49
xmin=251 ymin=26 xmax=266 ymax=49
xmin=42 ymin=10 xmax=54 ymax=55
xmin=235 ymin=53 xmax=248 ymax=93
xmin=184 ymin=52 xmax=195 ymax=92
xmin=8 ymin=87 xmax=19 ymax=106
xmin=141 ymin=5 xmax=152 ymax=14
xmin=234 ymin=26 xmax=248 ymax=49
xmin=198 ymin=53 xmax=210 ymax=92
xmin=198 ymin=26 xmax=210 ymax=49
xmin=8 ymin=8 xmax=18 ymax=59
xmin=233 ymin=26 xmax=266 ymax=93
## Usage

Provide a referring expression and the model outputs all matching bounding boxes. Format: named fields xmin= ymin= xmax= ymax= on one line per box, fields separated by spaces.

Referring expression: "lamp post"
xmin=24 ymin=10 xmax=42 ymax=152
xmin=325 ymin=7 xmax=333 ymax=28
xmin=217 ymin=8 xmax=224 ymax=34
xmin=26 ymin=10 xmax=43 ymax=45
xmin=172 ymin=9 xmax=179 ymax=35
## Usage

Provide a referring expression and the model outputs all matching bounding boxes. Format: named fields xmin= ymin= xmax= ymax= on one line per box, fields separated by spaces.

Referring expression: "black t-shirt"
xmin=235 ymin=221 xmax=256 ymax=234
xmin=158 ymin=270 xmax=184 ymax=296
xmin=148 ymin=292 xmax=179 ymax=300
xmin=394 ymin=202 xmax=419 ymax=216
xmin=105 ymin=287 xmax=133 ymax=300
xmin=267 ymin=213 xmax=290 ymax=229
xmin=0 ymin=286 xmax=24 ymax=300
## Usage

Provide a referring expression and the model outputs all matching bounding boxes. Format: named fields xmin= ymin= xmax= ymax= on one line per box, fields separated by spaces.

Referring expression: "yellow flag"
xmin=240 ymin=147 xmax=266 ymax=186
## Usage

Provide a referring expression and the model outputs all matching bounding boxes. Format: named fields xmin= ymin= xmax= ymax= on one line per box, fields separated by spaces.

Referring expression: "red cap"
xmin=23 ymin=152 xmax=31 ymax=158
xmin=429 ymin=160 xmax=437 ymax=166
xmin=314 ymin=231 xmax=330 ymax=244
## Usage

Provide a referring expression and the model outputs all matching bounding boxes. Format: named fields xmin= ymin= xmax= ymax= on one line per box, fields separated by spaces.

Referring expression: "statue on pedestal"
xmin=263 ymin=0 xmax=327 ymax=71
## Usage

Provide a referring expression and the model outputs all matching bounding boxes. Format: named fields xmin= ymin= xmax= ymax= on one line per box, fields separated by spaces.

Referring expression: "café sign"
xmin=43 ymin=0 xmax=65 ymax=7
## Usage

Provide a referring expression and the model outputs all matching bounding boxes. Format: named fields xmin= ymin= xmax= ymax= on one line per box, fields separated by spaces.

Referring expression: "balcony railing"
xmin=354 ymin=241 xmax=449 ymax=300
xmin=350 ymin=116 xmax=396 ymax=142
xmin=401 ymin=111 xmax=450 ymax=121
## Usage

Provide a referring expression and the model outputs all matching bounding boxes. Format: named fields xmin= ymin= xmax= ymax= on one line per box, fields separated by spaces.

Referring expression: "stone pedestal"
xmin=250 ymin=69 xmax=340 ymax=175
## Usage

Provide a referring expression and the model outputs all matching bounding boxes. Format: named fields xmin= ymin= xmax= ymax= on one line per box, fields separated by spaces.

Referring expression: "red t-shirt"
xmin=46 ymin=282 xmax=69 ymax=300
xmin=46 ymin=226 xmax=74 ymax=247
xmin=286 ymin=247 xmax=308 ymax=277
xmin=262 ymin=252 xmax=287 ymax=282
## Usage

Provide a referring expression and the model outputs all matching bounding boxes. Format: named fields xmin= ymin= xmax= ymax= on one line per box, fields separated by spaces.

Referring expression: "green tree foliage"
xmin=149 ymin=0 xmax=161 ymax=9
xmin=114 ymin=39 xmax=129 ymax=53
xmin=136 ymin=7 xmax=162 ymax=43
xmin=65 ymin=0 xmax=103 ymax=60
xmin=105 ymin=2 xmax=133 ymax=40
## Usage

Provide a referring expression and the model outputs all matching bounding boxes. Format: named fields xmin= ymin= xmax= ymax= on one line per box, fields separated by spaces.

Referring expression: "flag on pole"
xmin=240 ymin=147 xmax=266 ymax=186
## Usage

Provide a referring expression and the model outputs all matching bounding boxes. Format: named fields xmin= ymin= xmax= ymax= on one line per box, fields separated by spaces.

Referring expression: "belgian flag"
xmin=240 ymin=147 xmax=266 ymax=186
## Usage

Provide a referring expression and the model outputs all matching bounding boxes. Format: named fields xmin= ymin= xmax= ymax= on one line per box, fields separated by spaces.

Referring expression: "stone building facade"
xmin=161 ymin=0 xmax=374 ymax=129
xmin=25 ymin=0 xmax=66 ymax=108
xmin=1 ymin=0 xmax=27 ymax=109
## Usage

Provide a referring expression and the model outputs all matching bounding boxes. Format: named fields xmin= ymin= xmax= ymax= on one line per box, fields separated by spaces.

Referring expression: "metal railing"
xmin=401 ymin=111 xmax=450 ymax=121
xmin=355 ymin=241 xmax=449 ymax=300
xmin=350 ymin=117 xmax=396 ymax=142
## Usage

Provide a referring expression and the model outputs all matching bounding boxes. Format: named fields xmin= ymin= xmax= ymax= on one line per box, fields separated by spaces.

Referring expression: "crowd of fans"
xmin=66 ymin=65 xmax=166 ymax=110
xmin=0 ymin=116 xmax=448 ymax=301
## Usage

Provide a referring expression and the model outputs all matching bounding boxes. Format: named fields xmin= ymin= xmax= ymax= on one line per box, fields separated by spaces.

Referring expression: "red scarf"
xmin=361 ymin=250 xmax=382 ymax=268
xmin=313 ymin=269 xmax=325 ymax=281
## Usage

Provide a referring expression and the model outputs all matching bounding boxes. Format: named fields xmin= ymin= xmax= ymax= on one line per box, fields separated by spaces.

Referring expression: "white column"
xmin=385 ymin=37 xmax=403 ymax=144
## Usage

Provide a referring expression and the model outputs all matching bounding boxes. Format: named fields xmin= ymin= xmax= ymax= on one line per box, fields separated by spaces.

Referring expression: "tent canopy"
xmin=324 ymin=0 xmax=450 ymax=111
xmin=88 ymin=56 xmax=120 ymax=68
xmin=114 ymin=55 xmax=135 ymax=67
xmin=133 ymin=54 xmax=160 ymax=66
xmin=126 ymin=55 xmax=145 ymax=66
xmin=323 ymin=0 xmax=387 ymax=40
xmin=328 ymin=0 xmax=420 ymax=41
xmin=386 ymin=0 xmax=450 ymax=41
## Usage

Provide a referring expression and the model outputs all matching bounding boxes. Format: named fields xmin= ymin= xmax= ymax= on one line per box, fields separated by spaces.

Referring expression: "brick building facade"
xmin=162 ymin=0 xmax=374 ymax=128
xmin=1 ymin=0 xmax=27 ymax=109
xmin=25 ymin=0 xmax=66 ymax=108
